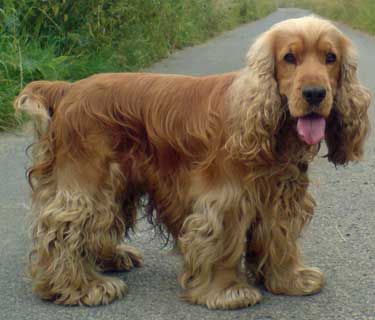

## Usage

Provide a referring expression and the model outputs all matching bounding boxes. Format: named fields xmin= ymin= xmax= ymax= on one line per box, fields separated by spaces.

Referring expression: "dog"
xmin=14 ymin=16 xmax=370 ymax=309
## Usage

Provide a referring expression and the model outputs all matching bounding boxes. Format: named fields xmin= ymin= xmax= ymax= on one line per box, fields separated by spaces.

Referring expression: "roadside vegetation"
xmin=2 ymin=0 xmax=374 ymax=130
xmin=0 ymin=0 xmax=276 ymax=130
xmin=279 ymin=0 xmax=375 ymax=34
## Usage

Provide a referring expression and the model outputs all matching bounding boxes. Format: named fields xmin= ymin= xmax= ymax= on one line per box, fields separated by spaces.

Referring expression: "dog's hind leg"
xmin=29 ymin=162 xmax=140 ymax=305
xmin=87 ymin=164 xmax=143 ymax=272
xmin=178 ymin=184 xmax=262 ymax=309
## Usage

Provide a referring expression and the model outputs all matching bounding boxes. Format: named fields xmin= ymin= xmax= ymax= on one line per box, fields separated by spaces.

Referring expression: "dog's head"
xmin=238 ymin=16 xmax=371 ymax=165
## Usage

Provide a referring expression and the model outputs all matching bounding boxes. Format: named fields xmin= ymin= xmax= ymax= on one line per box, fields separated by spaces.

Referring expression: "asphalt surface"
xmin=0 ymin=8 xmax=374 ymax=320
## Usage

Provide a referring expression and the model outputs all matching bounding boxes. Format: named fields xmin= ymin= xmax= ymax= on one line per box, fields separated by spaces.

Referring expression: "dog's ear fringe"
xmin=325 ymin=36 xmax=371 ymax=166
xmin=225 ymin=30 xmax=284 ymax=174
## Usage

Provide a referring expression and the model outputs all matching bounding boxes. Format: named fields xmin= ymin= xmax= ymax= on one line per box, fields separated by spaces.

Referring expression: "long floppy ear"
xmin=326 ymin=37 xmax=371 ymax=165
xmin=226 ymin=30 xmax=283 ymax=169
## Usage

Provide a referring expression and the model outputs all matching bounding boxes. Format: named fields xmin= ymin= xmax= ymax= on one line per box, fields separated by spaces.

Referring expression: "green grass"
xmin=279 ymin=0 xmax=375 ymax=34
xmin=0 ymin=0 xmax=277 ymax=130
xmin=2 ymin=1 xmax=374 ymax=130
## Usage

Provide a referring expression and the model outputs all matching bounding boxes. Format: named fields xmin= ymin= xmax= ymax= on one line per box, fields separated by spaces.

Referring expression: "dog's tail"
xmin=14 ymin=80 xmax=71 ymax=189
xmin=14 ymin=80 xmax=71 ymax=138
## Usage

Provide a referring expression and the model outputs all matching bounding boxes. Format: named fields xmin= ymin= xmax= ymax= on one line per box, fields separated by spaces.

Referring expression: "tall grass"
xmin=279 ymin=0 xmax=375 ymax=34
xmin=0 ymin=0 xmax=277 ymax=130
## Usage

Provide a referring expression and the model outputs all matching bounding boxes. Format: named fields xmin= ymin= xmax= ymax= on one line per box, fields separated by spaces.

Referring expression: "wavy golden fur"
xmin=14 ymin=17 xmax=371 ymax=309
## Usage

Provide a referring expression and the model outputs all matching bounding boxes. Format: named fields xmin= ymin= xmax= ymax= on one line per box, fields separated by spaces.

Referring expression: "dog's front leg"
xmin=246 ymin=176 xmax=324 ymax=296
xmin=178 ymin=186 xmax=261 ymax=309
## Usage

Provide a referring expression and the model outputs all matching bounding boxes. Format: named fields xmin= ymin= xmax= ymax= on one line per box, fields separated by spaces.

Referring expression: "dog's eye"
xmin=284 ymin=53 xmax=296 ymax=64
xmin=326 ymin=53 xmax=336 ymax=64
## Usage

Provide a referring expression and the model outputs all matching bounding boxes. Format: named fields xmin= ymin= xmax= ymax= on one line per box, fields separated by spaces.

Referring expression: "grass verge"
xmin=279 ymin=0 xmax=375 ymax=34
xmin=0 ymin=0 xmax=276 ymax=130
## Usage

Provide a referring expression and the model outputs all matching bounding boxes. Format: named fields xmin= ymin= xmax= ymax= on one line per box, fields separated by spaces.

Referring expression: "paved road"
xmin=0 ymin=8 xmax=374 ymax=320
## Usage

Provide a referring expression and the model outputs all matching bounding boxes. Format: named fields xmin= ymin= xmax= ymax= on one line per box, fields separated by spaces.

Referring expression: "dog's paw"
xmin=99 ymin=244 xmax=143 ymax=272
xmin=266 ymin=267 xmax=324 ymax=296
xmin=115 ymin=244 xmax=143 ymax=270
xmin=205 ymin=284 xmax=262 ymax=309
xmin=79 ymin=276 xmax=127 ymax=306
xmin=294 ymin=267 xmax=324 ymax=295
xmin=53 ymin=276 xmax=127 ymax=306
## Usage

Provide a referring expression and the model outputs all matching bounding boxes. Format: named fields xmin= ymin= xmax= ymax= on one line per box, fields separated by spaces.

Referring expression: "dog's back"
xmin=51 ymin=73 xmax=236 ymax=161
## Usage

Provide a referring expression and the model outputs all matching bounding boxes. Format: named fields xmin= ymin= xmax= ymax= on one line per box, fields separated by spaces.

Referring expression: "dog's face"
xmin=274 ymin=24 xmax=343 ymax=145
xmin=275 ymin=29 xmax=342 ymax=118
xmin=243 ymin=16 xmax=370 ymax=164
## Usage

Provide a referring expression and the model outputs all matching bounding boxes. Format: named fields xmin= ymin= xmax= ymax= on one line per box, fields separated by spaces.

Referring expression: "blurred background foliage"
xmin=1 ymin=0 xmax=374 ymax=130
xmin=0 ymin=0 xmax=276 ymax=130
xmin=279 ymin=0 xmax=375 ymax=34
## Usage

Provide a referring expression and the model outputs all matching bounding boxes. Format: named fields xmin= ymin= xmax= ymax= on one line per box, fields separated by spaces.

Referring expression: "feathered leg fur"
xmin=179 ymin=183 xmax=262 ymax=309
xmin=29 ymin=161 xmax=143 ymax=305
xmin=245 ymin=164 xmax=324 ymax=295
xmin=19 ymin=91 xmax=141 ymax=305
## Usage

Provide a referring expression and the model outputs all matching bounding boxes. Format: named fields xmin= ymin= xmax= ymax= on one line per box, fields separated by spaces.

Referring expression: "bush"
xmin=0 ymin=0 xmax=277 ymax=129
xmin=278 ymin=0 xmax=375 ymax=34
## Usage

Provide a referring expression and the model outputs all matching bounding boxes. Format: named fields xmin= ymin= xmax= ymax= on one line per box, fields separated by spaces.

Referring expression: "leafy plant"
xmin=0 ymin=0 xmax=277 ymax=130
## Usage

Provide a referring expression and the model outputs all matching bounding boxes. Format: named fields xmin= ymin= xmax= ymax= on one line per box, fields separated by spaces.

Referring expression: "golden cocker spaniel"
xmin=15 ymin=16 xmax=371 ymax=309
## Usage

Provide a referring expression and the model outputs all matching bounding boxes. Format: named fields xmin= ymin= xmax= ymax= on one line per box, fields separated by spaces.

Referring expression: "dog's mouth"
xmin=296 ymin=113 xmax=326 ymax=145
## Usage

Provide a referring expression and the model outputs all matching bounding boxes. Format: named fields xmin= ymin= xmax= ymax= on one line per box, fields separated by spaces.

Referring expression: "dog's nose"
xmin=302 ymin=86 xmax=326 ymax=106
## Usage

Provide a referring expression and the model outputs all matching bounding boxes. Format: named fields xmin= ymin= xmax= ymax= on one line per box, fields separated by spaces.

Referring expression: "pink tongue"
xmin=297 ymin=116 xmax=326 ymax=145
